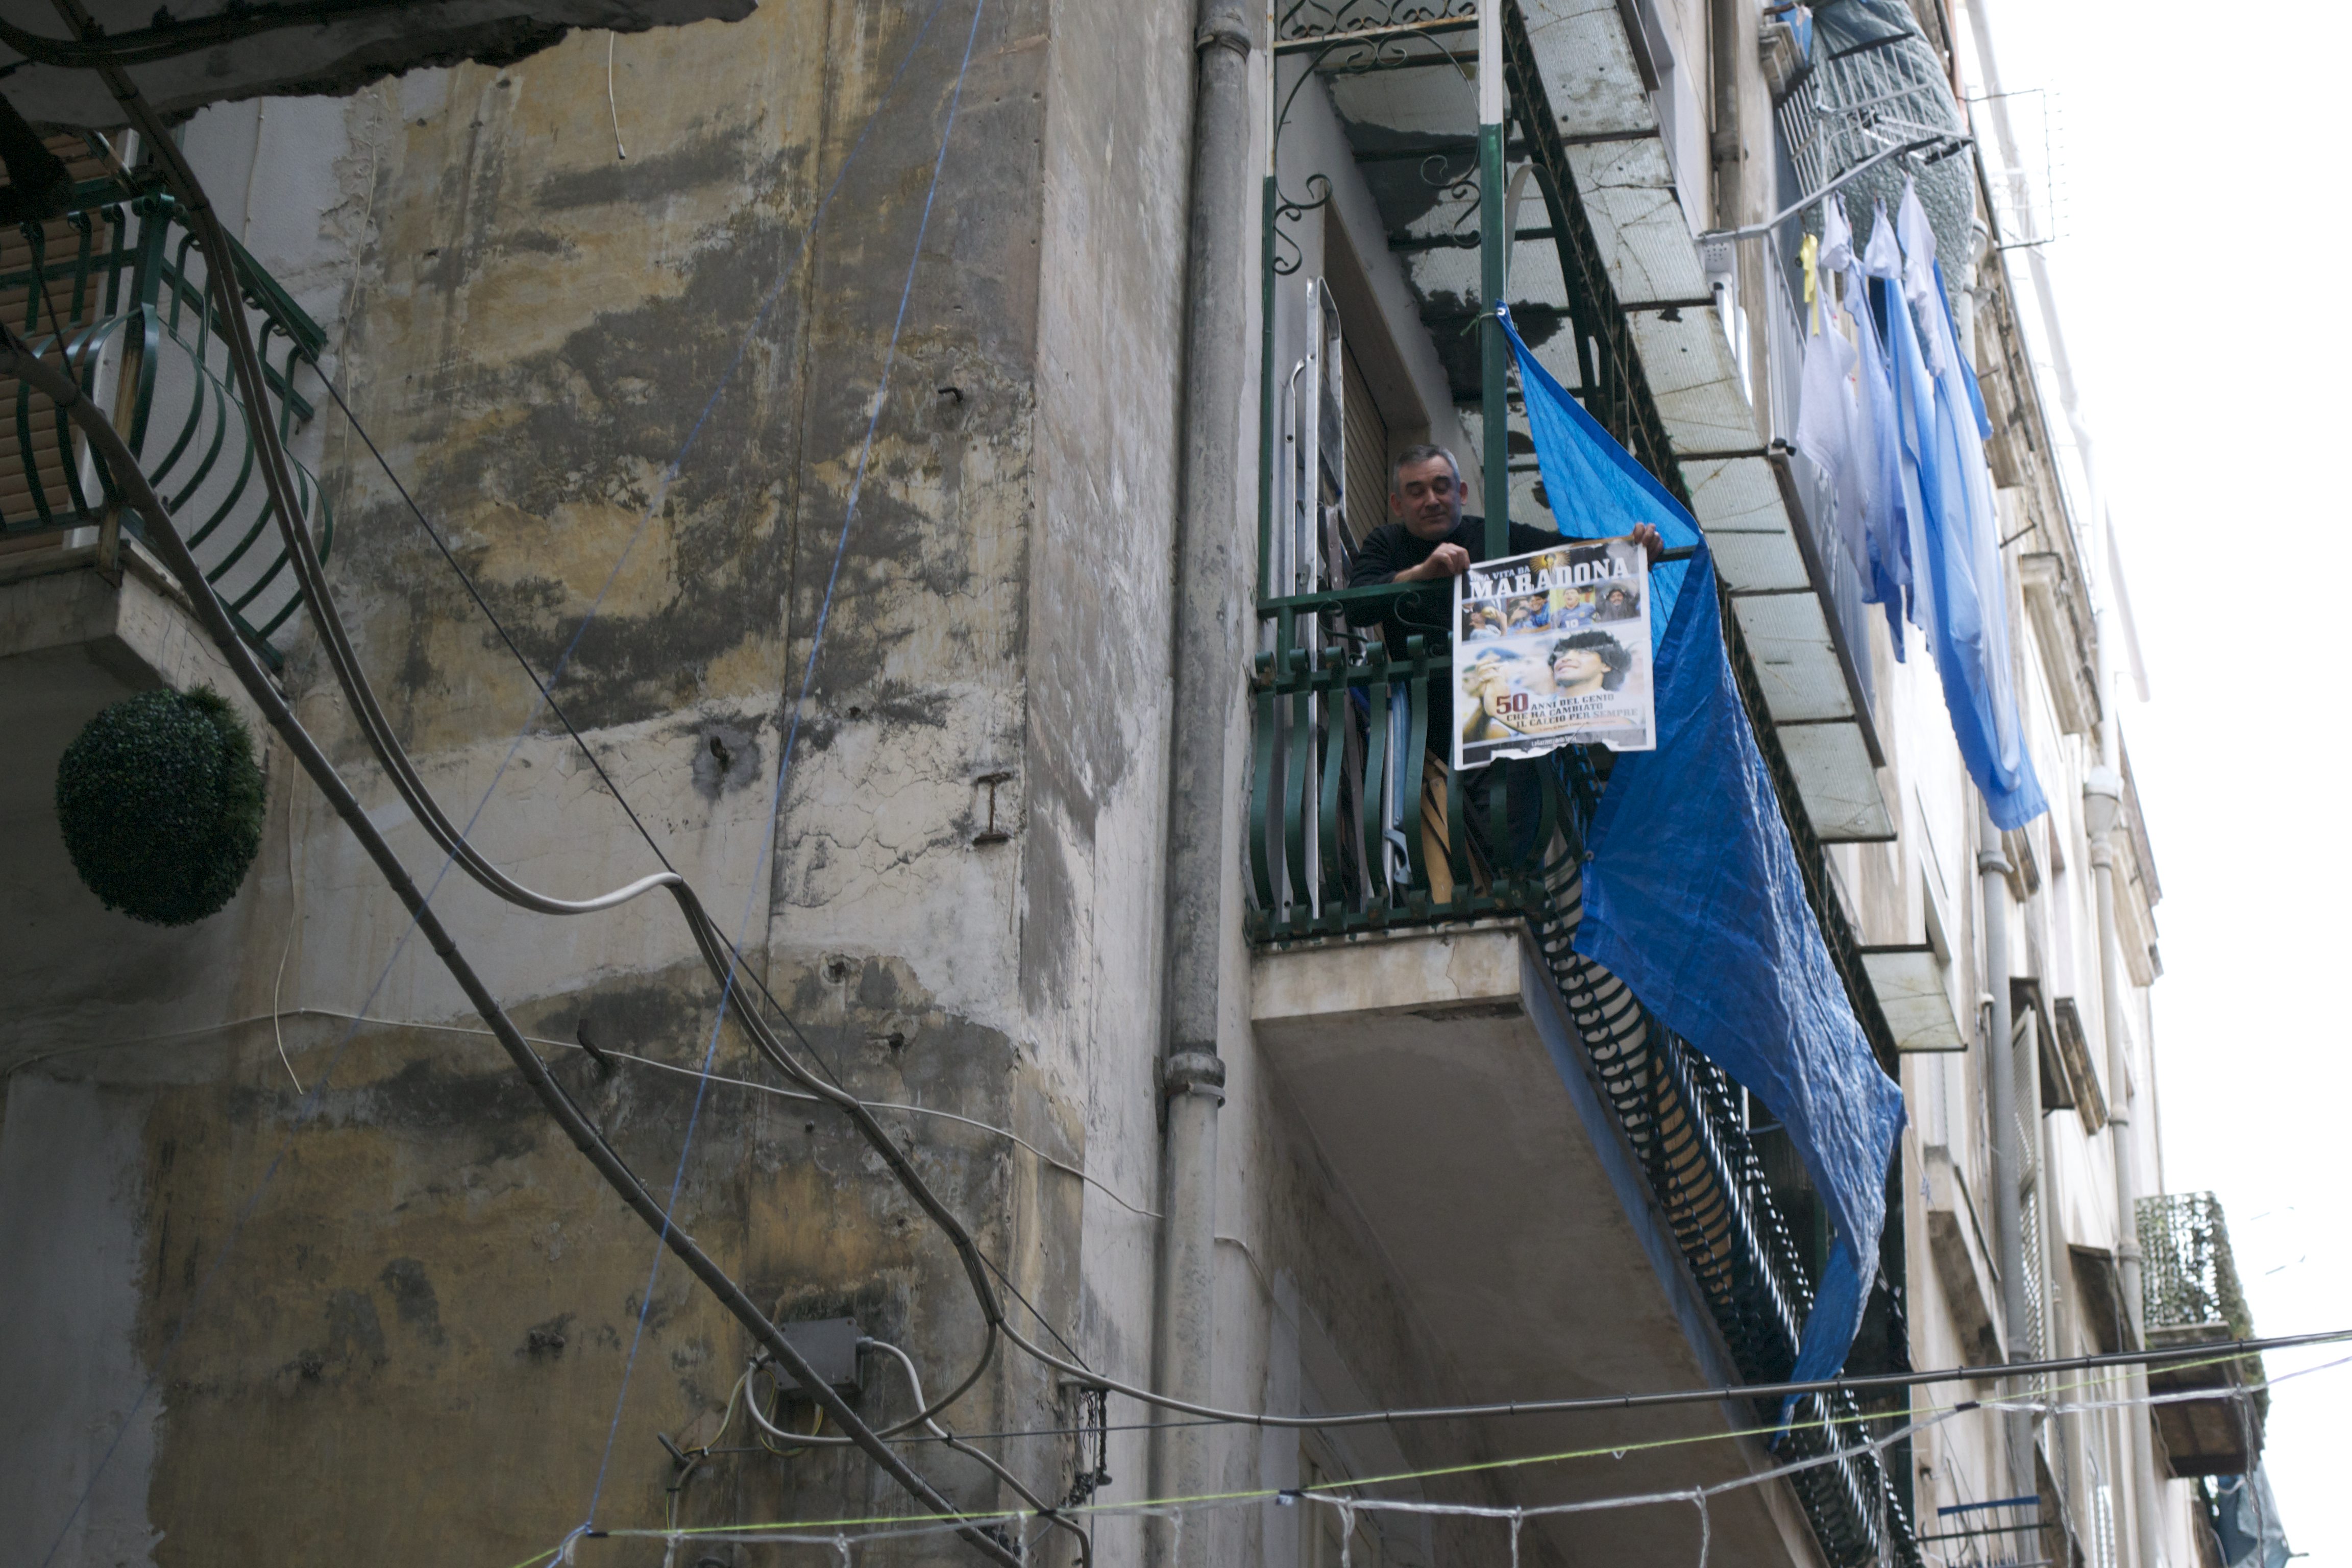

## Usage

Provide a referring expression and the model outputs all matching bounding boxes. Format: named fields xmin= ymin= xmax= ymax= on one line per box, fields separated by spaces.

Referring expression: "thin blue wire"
xmin=34 ymin=3 xmax=965 ymax=1559
xmin=581 ymin=0 xmax=991 ymax=1525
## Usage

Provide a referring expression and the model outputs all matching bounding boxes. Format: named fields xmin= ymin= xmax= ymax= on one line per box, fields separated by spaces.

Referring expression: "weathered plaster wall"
xmin=1 ymin=0 xmax=1126 ymax=1559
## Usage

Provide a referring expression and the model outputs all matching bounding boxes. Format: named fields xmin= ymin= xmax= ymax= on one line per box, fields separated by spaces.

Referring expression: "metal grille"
xmin=1773 ymin=0 xmax=1975 ymax=274
xmin=1341 ymin=341 xmax=1387 ymax=547
xmin=0 ymin=140 xmax=333 ymax=661
xmin=2021 ymin=1185 xmax=2047 ymax=1361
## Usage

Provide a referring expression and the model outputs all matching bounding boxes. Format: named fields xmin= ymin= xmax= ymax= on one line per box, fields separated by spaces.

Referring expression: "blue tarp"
xmin=2215 ymin=1468 xmax=2291 ymax=1568
xmin=1500 ymin=306 xmax=1907 ymax=1398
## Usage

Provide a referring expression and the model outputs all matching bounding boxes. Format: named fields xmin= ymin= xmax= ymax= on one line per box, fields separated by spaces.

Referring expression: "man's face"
xmin=1390 ymin=455 xmax=1463 ymax=541
xmin=1552 ymin=644 xmax=1604 ymax=688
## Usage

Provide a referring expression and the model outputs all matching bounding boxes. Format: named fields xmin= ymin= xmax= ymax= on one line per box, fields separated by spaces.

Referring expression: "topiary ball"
xmin=56 ymin=686 xmax=267 ymax=926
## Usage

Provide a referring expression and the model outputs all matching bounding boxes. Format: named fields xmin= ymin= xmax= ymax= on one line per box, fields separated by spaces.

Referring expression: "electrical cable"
xmin=1 ymin=278 xmax=1019 ymax=1568
xmin=991 ymin=1321 xmax=2352 ymax=1436
xmin=582 ymin=0 xmax=993 ymax=1514
xmin=8 ymin=1004 xmax=1159 ymax=1223
xmin=748 ymin=1338 xmax=1095 ymax=1567
xmin=53 ymin=0 xmax=1032 ymax=1466
xmin=78 ymin=0 xmax=1132 ymax=1509
xmin=552 ymin=1349 xmax=2352 ymax=1557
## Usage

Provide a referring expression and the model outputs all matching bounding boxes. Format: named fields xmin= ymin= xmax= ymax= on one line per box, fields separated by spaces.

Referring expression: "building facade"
xmin=0 ymin=1 xmax=2261 ymax=1566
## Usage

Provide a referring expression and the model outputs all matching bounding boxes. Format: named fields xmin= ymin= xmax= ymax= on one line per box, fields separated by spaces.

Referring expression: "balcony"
xmin=0 ymin=134 xmax=324 ymax=1043
xmin=2138 ymin=1193 xmax=2265 ymax=1478
xmin=1249 ymin=627 xmax=1914 ymax=1566
xmin=0 ymin=131 xmax=332 ymax=659
xmin=1250 ymin=3 xmax=1918 ymax=1562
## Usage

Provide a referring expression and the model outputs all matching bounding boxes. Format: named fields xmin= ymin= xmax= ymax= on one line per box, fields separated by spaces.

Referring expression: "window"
xmin=1341 ymin=340 xmax=1389 ymax=547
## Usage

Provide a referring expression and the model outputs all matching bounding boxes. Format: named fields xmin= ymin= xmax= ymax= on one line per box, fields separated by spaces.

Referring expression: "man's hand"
xmin=1630 ymin=521 xmax=1665 ymax=565
xmin=1400 ymin=542 xmax=1472 ymax=583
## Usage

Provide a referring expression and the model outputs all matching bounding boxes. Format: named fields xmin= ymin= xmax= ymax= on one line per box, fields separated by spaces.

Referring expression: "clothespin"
xmin=1799 ymin=232 xmax=1819 ymax=310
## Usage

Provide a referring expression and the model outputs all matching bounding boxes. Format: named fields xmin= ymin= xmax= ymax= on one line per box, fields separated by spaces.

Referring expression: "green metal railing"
xmin=2140 ymin=1193 xmax=2256 ymax=1340
xmin=1 ymin=159 xmax=331 ymax=662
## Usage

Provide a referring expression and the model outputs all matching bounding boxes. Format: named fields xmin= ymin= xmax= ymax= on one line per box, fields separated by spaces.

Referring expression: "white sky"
xmin=1979 ymin=1 xmax=2352 ymax=1558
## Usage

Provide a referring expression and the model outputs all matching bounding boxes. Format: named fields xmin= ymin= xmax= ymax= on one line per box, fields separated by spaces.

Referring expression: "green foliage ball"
xmin=55 ymin=687 xmax=266 ymax=926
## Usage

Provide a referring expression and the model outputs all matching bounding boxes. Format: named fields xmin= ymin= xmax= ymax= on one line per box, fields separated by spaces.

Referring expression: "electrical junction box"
xmin=777 ymin=1317 xmax=863 ymax=1395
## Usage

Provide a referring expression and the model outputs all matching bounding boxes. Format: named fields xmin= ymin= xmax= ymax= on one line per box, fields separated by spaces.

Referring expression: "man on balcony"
xmin=1345 ymin=444 xmax=1659 ymax=898
xmin=1346 ymin=444 xmax=1662 ymax=660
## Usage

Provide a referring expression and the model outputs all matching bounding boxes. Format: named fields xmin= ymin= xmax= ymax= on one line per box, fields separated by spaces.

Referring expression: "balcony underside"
xmin=2145 ymin=1324 xmax=2265 ymax=1479
xmin=1252 ymin=922 xmax=1827 ymax=1568
xmin=3 ymin=1 xmax=759 ymax=127
xmin=0 ymin=549 xmax=263 ymax=1064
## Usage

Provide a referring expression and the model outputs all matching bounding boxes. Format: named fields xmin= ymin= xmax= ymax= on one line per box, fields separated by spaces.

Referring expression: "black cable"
xmin=47 ymin=12 xmax=1019 ymax=1556
xmin=978 ymin=1250 xmax=1092 ymax=1373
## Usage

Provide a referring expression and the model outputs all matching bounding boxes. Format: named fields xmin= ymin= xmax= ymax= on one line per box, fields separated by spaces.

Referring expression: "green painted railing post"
xmin=1478 ymin=1 xmax=1508 ymax=561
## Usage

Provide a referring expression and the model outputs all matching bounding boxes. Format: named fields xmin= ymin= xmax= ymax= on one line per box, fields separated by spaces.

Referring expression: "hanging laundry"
xmin=1825 ymin=197 xmax=1907 ymax=652
xmin=1894 ymin=179 xmax=2048 ymax=829
xmin=1794 ymin=232 xmax=1870 ymax=586
xmin=1870 ymin=198 xmax=1937 ymax=642
xmin=1896 ymin=178 xmax=1944 ymax=378
xmin=1799 ymin=197 xmax=1886 ymax=616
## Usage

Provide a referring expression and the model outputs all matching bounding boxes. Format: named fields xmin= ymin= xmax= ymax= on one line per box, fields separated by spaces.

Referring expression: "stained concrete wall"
xmin=0 ymin=1 xmax=1503 ymax=1563
xmin=9 ymin=0 xmax=1110 ymax=1558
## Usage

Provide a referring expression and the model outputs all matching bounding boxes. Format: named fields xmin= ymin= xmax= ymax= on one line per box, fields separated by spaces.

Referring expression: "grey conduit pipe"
xmin=1152 ymin=0 xmax=1253 ymax=1560
xmin=52 ymin=0 xmax=1016 ymax=1393
xmin=2085 ymin=761 xmax=2163 ymax=1567
xmin=1978 ymin=802 xmax=2033 ymax=1500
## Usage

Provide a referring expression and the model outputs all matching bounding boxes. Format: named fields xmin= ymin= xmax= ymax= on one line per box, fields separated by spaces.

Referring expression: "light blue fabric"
xmin=1500 ymin=307 xmax=1906 ymax=1401
xmin=1883 ymin=270 xmax=1941 ymax=643
xmin=1911 ymin=262 xmax=2048 ymax=829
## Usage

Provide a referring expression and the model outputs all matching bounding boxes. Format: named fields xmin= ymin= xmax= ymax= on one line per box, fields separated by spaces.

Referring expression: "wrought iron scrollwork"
xmin=1276 ymin=0 xmax=1478 ymax=45
xmin=1269 ymin=173 xmax=1333 ymax=277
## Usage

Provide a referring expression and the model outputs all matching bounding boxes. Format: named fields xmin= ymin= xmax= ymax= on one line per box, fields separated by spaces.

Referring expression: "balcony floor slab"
xmin=1251 ymin=921 xmax=1829 ymax=1568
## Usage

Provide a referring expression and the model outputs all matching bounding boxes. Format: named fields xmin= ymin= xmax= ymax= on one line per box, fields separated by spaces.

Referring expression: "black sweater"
xmin=1344 ymin=513 xmax=1563 ymax=658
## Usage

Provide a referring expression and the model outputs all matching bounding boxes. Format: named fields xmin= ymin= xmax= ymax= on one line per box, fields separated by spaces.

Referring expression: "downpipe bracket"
xmin=1161 ymin=1049 xmax=1227 ymax=1106
xmin=1194 ymin=14 xmax=1251 ymax=56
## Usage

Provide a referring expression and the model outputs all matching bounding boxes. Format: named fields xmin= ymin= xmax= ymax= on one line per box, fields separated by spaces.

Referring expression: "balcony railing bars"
xmin=1 ymin=145 xmax=332 ymax=663
xmin=2139 ymin=1193 xmax=2253 ymax=1340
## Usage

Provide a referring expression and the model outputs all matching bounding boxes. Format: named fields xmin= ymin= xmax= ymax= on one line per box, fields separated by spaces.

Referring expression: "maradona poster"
xmin=1452 ymin=534 xmax=1655 ymax=769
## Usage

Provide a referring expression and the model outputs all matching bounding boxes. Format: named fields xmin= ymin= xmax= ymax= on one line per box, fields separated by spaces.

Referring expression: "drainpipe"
xmin=1978 ymin=803 xmax=2032 ymax=1499
xmin=2085 ymin=751 xmax=2164 ymax=1568
xmin=1708 ymin=0 xmax=1743 ymax=228
xmin=1151 ymin=0 xmax=1251 ymax=1559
